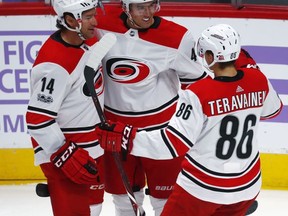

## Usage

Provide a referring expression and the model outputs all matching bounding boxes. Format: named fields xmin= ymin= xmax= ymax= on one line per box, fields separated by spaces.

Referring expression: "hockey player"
xmin=96 ymin=24 xmax=283 ymax=215
xmin=94 ymin=0 xmax=207 ymax=215
xmin=25 ymin=0 xmax=106 ymax=215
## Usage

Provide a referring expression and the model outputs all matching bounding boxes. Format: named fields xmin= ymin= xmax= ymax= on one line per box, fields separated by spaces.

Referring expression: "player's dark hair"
xmin=55 ymin=13 xmax=75 ymax=30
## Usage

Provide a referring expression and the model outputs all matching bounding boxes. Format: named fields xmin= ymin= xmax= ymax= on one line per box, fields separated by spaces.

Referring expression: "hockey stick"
xmin=84 ymin=33 xmax=145 ymax=216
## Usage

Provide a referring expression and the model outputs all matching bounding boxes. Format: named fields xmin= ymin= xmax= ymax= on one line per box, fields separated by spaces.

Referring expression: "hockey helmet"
xmin=197 ymin=24 xmax=241 ymax=69
xmin=121 ymin=0 xmax=160 ymax=13
xmin=53 ymin=0 xmax=99 ymax=39
xmin=53 ymin=0 xmax=99 ymax=20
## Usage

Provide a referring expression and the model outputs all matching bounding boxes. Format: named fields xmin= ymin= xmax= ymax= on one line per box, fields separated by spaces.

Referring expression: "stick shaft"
xmin=84 ymin=65 xmax=145 ymax=216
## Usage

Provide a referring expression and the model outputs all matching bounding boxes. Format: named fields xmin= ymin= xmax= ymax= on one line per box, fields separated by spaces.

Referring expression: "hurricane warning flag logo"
xmin=106 ymin=57 xmax=150 ymax=83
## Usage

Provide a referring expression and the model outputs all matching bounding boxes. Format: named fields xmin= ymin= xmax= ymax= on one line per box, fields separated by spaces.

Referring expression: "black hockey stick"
xmin=84 ymin=33 xmax=145 ymax=216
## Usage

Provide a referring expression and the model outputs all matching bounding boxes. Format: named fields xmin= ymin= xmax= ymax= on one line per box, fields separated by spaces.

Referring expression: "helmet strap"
xmin=60 ymin=18 xmax=86 ymax=40
xmin=202 ymin=57 xmax=216 ymax=73
xmin=126 ymin=13 xmax=142 ymax=29
xmin=75 ymin=24 xmax=86 ymax=41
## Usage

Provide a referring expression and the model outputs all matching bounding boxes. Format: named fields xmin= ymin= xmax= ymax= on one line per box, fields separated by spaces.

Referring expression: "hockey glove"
xmin=51 ymin=141 xmax=100 ymax=184
xmin=96 ymin=121 xmax=136 ymax=160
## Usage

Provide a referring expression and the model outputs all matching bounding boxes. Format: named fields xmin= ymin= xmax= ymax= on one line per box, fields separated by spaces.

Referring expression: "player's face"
xmin=129 ymin=1 xmax=157 ymax=29
xmin=80 ymin=8 xmax=97 ymax=39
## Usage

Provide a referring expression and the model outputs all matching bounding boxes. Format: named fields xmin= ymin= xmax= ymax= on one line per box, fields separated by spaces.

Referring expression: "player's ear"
xmin=65 ymin=14 xmax=78 ymax=28
xmin=205 ymin=50 xmax=214 ymax=65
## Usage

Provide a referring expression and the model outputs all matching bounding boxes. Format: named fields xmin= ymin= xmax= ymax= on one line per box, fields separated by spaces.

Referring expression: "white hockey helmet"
xmin=121 ymin=0 xmax=160 ymax=13
xmin=53 ymin=0 xmax=99 ymax=39
xmin=53 ymin=0 xmax=98 ymax=21
xmin=197 ymin=24 xmax=241 ymax=69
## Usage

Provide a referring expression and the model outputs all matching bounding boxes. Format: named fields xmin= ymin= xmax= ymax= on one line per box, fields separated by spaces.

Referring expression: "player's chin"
xmin=84 ymin=31 xmax=95 ymax=39
xmin=139 ymin=22 xmax=153 ymax=29
xmin=141 ymin=20 xmax=154 ymax=28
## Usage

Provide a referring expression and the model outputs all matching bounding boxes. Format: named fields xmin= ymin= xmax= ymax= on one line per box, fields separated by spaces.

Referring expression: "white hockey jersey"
xmin=95 ymin=6 xmax=206 ymax=129
xmin=26 ymin=31 xmax=104 ymax=165
xmin=132 ymin=68 xmax=283 ymax=204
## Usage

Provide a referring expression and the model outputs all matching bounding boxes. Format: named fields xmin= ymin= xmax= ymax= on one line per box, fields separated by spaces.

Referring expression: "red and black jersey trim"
xmin=27 ymin=119 xmax=56 ymax=130
xmin=261 ymin=104 xmax=283 ymax=120
xmin=138 ymin=122 xmax=169 ymax=132
xmin=185 ymin=152 xmax=259 ymax=177
xmin=181 ymin=168 xmax=261 ymax=193
xmin=180 ymin=152 xmax=261 ymax=192
xmin=167 ymin=125 xmax=194 ymax=148
xmin=33 ymin=141 xmax=100 ymax=154
xmin=179 ymin=71 xmax=208 ymax=84
xmin=61 ymin=124 xmax=98 ymax=133
xmin=161 ymin=129 xmax=177 ymax=158
xmin=34 ymin=145 xmax=43 ymax=154
xmin=104 ymin=94 xmax=179 ymax=116
xmin=27 ymin=106 xmax=57 ymax=117
xmin=160 ymin=125 xmax=194 ymax=158
xmin=78 ymin=141 xmax=100 ymax=149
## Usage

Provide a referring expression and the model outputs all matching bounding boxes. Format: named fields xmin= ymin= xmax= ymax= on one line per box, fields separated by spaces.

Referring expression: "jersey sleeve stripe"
xmin=27 ymin=106 xmax=57 ymax=117
xmin=139 ymin=122 xmax=169 ymax=131
xmin=160 ymin=129 xmax=177 ymax=158
xmin=75 ymin=141 xmax=100 ymax=149
xmin=167 ymin=125 xmax=194 ymax=148
xmin=159 ymin=125 xmax=193 ymax=157
xmin=260 ymin=105 xmax=283 ymax=120
xmin=34 ymin=145 xmax=43 ymax=154
xmin=61 ymin=124 xmax=97 ymax=133
xmin=27 ymin=119 xmax=56 ymax=130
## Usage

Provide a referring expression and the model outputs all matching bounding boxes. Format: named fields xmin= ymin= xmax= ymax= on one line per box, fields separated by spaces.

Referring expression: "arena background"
xmin=0 ymin=1 xmax=287 ymax=190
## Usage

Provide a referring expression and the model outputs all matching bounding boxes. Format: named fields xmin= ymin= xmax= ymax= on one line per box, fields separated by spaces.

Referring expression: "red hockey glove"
xmin=51 ymin=141 xmax=100 ymax=184
xmin=96 ymin=121 xmax=136 ymax=160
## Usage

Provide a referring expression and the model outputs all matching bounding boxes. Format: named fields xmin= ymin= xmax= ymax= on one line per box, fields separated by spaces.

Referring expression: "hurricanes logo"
xmin=106 ymin=58 xmax=150 ymax=83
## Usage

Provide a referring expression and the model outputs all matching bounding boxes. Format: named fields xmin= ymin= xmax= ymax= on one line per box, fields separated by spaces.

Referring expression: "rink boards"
xmin=0 ymin=149 xmax=288 ymax=190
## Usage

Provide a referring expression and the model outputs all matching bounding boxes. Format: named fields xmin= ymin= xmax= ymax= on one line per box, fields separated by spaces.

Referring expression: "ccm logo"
xmin=121 ymin=125 xmax=132 ymax=150
xmin=54 ymin=143 xmax=77 ymax=168
xmin=90 ymin=184 xmax=105 ymax=190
